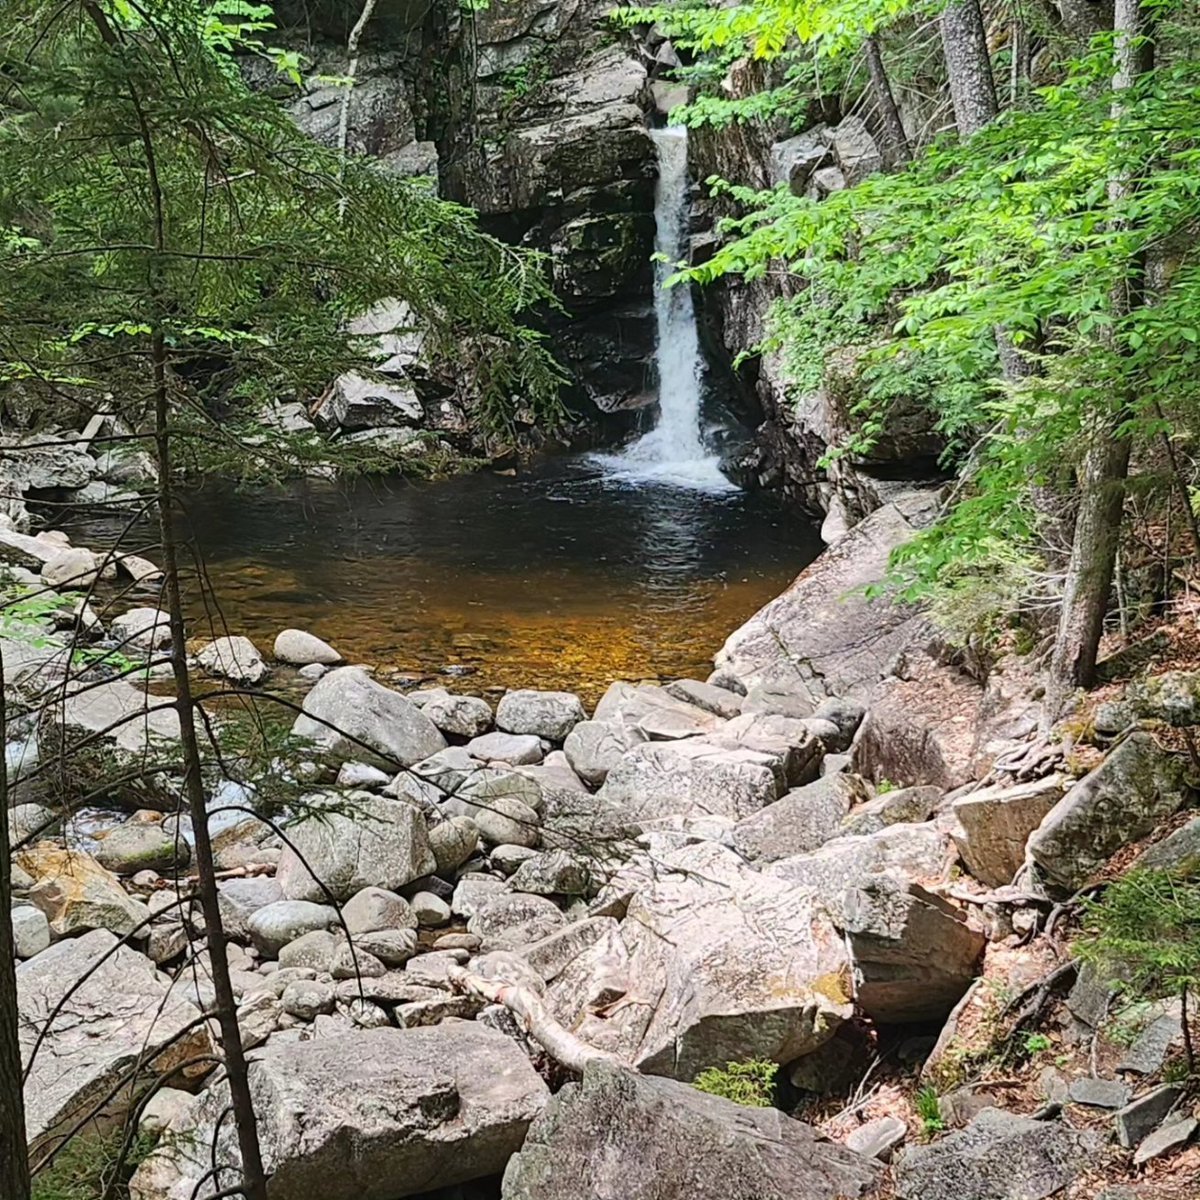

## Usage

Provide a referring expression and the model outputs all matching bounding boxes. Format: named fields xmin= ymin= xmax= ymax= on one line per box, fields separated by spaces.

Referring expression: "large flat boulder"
xmin=598 ymin=739 xmax=783 ymax=823
xmin=19 ymin=931 xmax=212 ymax=1157
xmin=592 ymin=681 xmax=724 ymax=741
xmin=715 ymin=491 xmax=939 ymax=702
xmin=291 ymin=666 xmax=445 ymax=768
xmin=501 ymin=1061 xmax=882 ymax=1200
xmin=732 ymin=774 xmax=870 ymax=863
xmin=276 ymin=791 xmax=436 ymax=902
xmin=563 ymin=842 xmax=853 ymax=1079
xmin=47 ymin=678 xmax=180 ymax=755
xmin=495 ymin=688 xmax=586 ymax=741
xmin=1027 ymin=733 xmax=1192 ymax=890
xmin=130 ymin=1022 xmax=548 ymax=1200
xmin=769 ymin=822 xmax=953 ymax=907
xmin=894 ymin=1108 xmax=1103 ymax=1200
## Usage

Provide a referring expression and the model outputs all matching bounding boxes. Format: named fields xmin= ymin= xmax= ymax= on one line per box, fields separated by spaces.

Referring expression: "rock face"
xmin=952 ymin=775 xmax=1068 ymax=888
xmin=1027 ymin=733 xmax=1192 ymax=889
xmin=448 ymin=3 xmax=657 ymax=416
xmin=501 ymin=1061 xmax=882 ymax=1200
xmin=291 ymin=666 xmax=446 ymax=767
xmin=131 ymin=1023 xmax=548 ymax=1200
xmin=894 ymin=1108 xmax=1102 ymax=1200
xmin=715 ymin=492 xmax=940 ymax=703
xmin=598 ymin=740 xmax=783 ymax=823
xmin=838 ymin=876 xmax=986 ymax=1023
xmin=566 ymin=842 xmax=852 ymax=1078
xmin=315 ymin=371 xmax=423 ymax=430
xmin=19 ymin=931 xmax=212 ymax=1157
xmin=276 ymin=791 xmax=437 ymax=902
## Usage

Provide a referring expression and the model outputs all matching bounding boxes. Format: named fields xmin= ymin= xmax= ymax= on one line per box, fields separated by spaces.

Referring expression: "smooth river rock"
xmin=291 ymin=666 xmax=446 ymax=768
xmin=274 ymin=628 xmax=342 ymax=665
xmin=562 ymin=718 xmax=649 ymax=787
xmin=496 ymin=688 xmax=586 ymax=741
xmin=196 ymin=635 xmax=269 ymax=684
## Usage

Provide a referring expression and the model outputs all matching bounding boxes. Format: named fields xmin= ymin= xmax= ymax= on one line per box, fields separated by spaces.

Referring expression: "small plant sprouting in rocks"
xmin=915 ymin=1085 xmax=945 ymax=1137
xmin=692 ymin=1059 xmax=779 ymax=1107
xmin=1023 ymin=1032 xmax=1052 ymax=1057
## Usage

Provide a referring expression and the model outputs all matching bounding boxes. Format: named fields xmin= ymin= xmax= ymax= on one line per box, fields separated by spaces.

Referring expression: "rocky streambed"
xmin=7 ymin=487 xmax=1200 ymax=1199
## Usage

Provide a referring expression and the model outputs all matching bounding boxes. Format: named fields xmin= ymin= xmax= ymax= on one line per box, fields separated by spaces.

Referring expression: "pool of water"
xmin=72 ymin=457 xmax=821 ymax=703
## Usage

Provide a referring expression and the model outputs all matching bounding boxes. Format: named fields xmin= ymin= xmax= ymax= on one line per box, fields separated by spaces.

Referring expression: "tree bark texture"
xmin=1059 ymin=0 xmax=1115 ymax=41
xmin=940 ymin=0 xmax=999 ymax=137
xmin=864 ymin=35 xmax=911 ymax=167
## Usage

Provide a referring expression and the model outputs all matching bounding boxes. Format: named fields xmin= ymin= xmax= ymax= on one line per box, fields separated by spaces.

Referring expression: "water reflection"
xmin=77 ymin=458 xmax=821 ymax=701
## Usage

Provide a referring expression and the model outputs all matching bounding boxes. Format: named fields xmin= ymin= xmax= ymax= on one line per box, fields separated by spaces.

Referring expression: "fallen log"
xmin=448 ymin=965 xmax=625 ymax=1073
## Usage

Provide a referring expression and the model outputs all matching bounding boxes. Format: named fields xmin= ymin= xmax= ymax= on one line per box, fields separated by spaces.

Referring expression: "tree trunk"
xmin=1044 ymin=431 xmax=1131 ymax=712
xmin=90 ymin=0 xmax=271 ymax=1184
xmin=864 ymin=35 xmax=911 ymax=167
xmin=0 ymin=655 xmax=32 ymax=1200
xmin=1044 ymin=0 xmax=1152 ymax=722
xmin=939 ymin=0 xmax=998 ymax=137
xmin=153 ymin=352 xmax=269 ymax=1200
xmin=1010 ymin=19 xmax=1030 ymax=105
xmin=1059 ymin=0 xmax=1115 ymax=41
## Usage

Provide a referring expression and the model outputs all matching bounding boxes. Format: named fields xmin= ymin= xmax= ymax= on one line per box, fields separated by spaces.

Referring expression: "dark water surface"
xmin=78 ymin=458 xmax=821 ymax=703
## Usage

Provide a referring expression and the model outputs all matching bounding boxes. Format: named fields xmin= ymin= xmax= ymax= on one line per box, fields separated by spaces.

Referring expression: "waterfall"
xmin=596 ymin=126 xmax=733 ymax=491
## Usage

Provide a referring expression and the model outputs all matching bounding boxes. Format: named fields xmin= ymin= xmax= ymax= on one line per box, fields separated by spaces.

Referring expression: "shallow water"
xmin=142 ymin=457 xmax=820 ymax=702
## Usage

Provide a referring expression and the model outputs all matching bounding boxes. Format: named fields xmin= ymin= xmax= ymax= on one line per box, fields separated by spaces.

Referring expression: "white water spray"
xmin=596 ymin=126 xmax=733 ymax=492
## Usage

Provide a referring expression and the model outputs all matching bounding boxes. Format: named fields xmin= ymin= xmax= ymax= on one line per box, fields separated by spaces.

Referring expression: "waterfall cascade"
xmin=595 ymin=126 xmax=733 ymax=492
